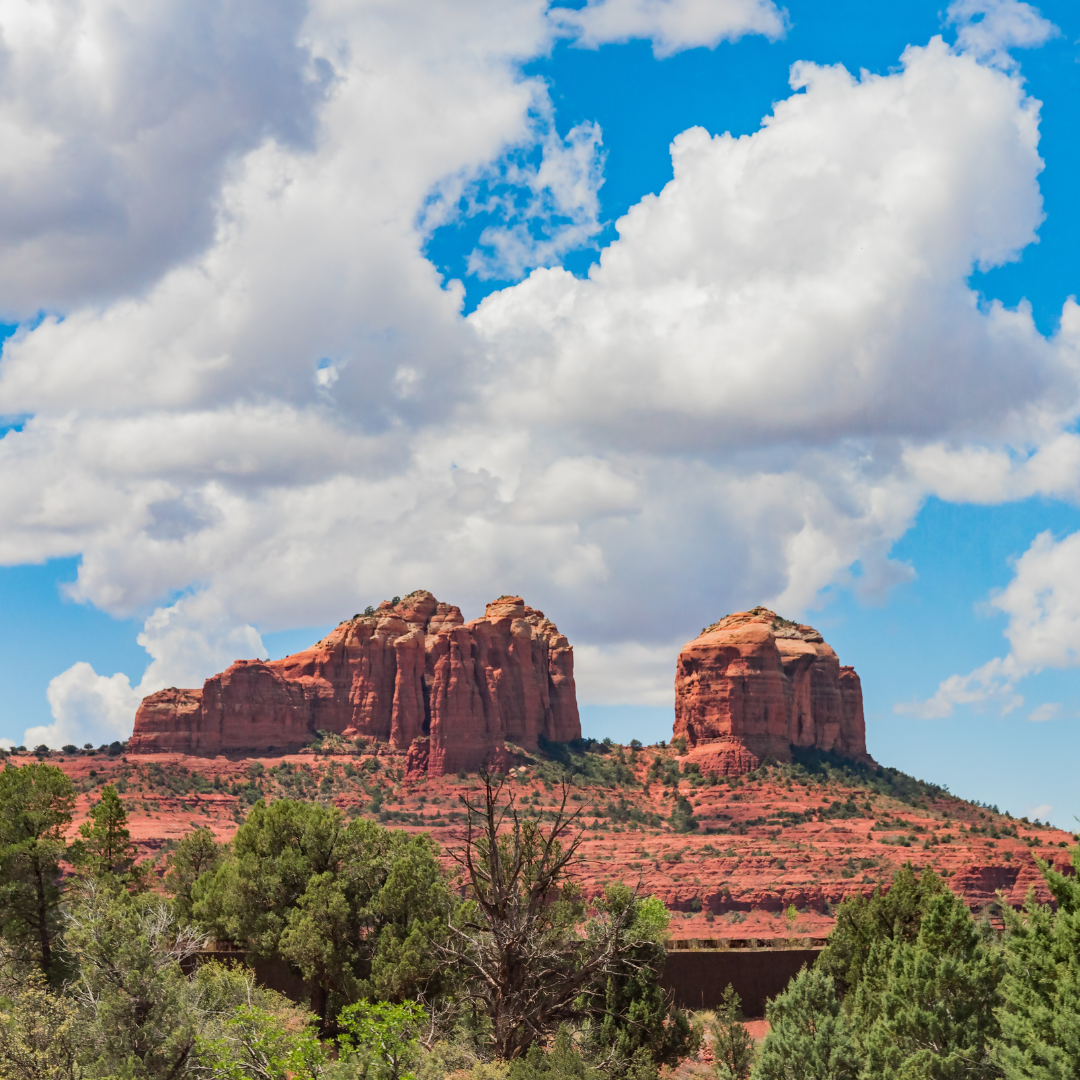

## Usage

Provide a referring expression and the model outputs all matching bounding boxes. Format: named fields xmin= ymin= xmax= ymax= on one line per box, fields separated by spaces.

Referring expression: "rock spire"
xmin=128 ymin=591 xmax=580 ymax=776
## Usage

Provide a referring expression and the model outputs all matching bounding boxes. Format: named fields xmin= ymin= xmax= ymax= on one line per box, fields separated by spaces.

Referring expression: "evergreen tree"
xmin=852 ymin=888 xmax=1003 ymax=1080
xmin=579 ymin=889 xmax=698 ymax=1077
xmin=0 ymin=762 xmax=76 ymax=980
xmin=753 ymin=966 xmax=857 ymax=1080
xmin=711 ymin=983 xmax=755 ymax=1080
xmin=71 ymin=784 xmax=142 ymax=883
xmin=194 ymin=799 xmax=452 ymax=1022
xmin=817 ymin=863 xmax=947 ymax=995
xmin=164 ymin=827 xmax=222 ymax=923
xmin=992 ymin=846 xmax=1080 ymax=1079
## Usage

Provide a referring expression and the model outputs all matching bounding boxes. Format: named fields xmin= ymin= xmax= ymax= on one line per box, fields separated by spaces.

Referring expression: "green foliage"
xmin=0 ymin=968 xmax=82 ymax=1080
xmin=668 ymin=795 xmax=699 ymax=833
xmin=817 ymin=863 xmax=947 ymax=996
xmin=194 ymin=800 xmax=452 ymax=1021
xmin=754 ymin=966 xmax=857 ymax=1080
xmin=336 ymin=1000 xmax=425 ymax=1080
xmin=63 ymin=880 xmax=209 ymax=1078
xmin=536 ymin=739 xmax=638 ymax=788
xmin=579 ymin=890 xmax=698 ymax=1078
xmin=786 ymin=747 xmax=946 ymax=807
xmin=851 ymin=887 xmax=1003 ymax=1079
xmin=195 ymin=1001 xmax=328 ymax=1080
xmin=711 ymin=984 xmax=755 ymax=1080
xmin=0 ymin=762 xmax=76 ymax=980
xmin=165 ymin=827 xmax=223 ymax=922
xmin=70 ymin=784 xmax=142 ymax=884
xmin=761 ymin=866 xmax=1002 ymax=1080
xmin=506 ymin=1027 xmax=604 ymax=1080
xmin=992 ymin=846 xmax=1080 ymax=1078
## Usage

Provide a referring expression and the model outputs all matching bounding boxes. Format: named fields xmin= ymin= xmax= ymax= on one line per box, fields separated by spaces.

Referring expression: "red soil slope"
xmin=21 ymin=741 xmax=1074 ymax=943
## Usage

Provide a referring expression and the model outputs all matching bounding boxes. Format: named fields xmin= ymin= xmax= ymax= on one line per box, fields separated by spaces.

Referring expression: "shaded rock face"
xmin=673 ymin=607 xmax=872 ymax=775
xmin=128 ymin=592 xmax=580 ymax=776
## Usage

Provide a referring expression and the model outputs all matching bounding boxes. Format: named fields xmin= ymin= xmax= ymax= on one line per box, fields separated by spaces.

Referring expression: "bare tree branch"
xmin=434 ymin=772 xmax=647 ymax=1059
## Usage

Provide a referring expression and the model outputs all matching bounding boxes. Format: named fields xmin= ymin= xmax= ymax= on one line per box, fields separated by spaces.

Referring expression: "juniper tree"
xmin=194 ymin=799 xmax=452 ymax=1022
xmin=851 ymin=886 xmax=1003 ymax=1080
xmin=753 ymin=966 xmax=857 ymax=1080
xmin=992 ymin=847 xmax=1080 ymax=1079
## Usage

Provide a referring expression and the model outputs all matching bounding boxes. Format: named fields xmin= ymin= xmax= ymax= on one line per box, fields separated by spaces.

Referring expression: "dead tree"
xmin=436 ymin=772 xmax=649 ymax=1060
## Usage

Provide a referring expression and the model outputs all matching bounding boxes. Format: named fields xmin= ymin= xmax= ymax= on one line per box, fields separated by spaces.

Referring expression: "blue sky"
xmin=1 ymin=0 xmax=1079 ymax=829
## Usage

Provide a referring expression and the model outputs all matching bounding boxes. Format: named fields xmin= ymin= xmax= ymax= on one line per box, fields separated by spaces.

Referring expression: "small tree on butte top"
xmin=437 ymin=772 xmax=686 ymax=1063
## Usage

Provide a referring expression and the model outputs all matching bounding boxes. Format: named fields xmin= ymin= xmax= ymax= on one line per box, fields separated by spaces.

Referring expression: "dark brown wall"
xmin=661 ymin=948 xmax=821 ymax=1017
xmin=193 ymin=946 xmax=820 ymax=1021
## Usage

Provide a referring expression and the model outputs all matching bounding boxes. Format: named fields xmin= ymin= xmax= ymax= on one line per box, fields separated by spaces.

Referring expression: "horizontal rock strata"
xmin=128 ymin=592 xmax=580 ymax=776
xmin=674 ymin=606 xmax=873 ymax=775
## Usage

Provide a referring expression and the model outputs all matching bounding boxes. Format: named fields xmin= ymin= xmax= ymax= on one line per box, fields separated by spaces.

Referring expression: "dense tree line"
xmin=0 ymin=762 xmax=696 ymax=1080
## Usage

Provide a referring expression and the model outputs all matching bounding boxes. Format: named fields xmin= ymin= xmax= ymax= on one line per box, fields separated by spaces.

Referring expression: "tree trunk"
xmin=310 ymin=979 xmax=329 ymax=1026
xmin=32 ymin=854 xmax=52 ymax=978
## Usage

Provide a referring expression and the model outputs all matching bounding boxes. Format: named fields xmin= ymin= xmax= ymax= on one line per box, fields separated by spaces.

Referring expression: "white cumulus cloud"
xmin=947 ymin=0 xmax=1058 ymax=70
xmin=0 ymin=1 xmax=1074 ymax=741
xmin=898 ymin=529 xmax=1080 ymax=720
xmin=24 ymin=592 xmax=265 ymax=748
xmin=550 ymin=0 xmax=787 ymax=57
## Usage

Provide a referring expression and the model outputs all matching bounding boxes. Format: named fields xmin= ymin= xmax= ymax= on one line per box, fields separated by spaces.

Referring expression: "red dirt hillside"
xmin=19 ymin=737 xmax=1074 ymax=943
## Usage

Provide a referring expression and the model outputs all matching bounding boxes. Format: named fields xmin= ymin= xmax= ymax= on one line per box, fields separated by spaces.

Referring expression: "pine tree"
xmin=992 ymin=847 xmax=1080 ymax=1079
xmin=71 ymin=784 xmax=141 ymax=883
xmin=753 ymin=966 xmax=857 ymax=1080
xmin=0 ymin=762 xmax=76 ymax=980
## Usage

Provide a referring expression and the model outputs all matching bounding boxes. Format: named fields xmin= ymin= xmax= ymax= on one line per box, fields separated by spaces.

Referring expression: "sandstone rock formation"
xmin=128 ymin=592 xmax=580 ymax=776
xmin=674 ymin=607 xmax=872 ymax=775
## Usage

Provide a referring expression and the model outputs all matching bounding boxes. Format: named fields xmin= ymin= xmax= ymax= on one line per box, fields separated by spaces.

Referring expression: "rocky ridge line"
xmin=128 ymin=591 xmax=580 ymax=776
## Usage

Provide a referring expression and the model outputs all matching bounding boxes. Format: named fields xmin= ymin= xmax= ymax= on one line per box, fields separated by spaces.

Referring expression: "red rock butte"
xmin=674 ymin=607 xmax=873 ymax=775
xmin=128 ymin=592 xmax=580 ymax=777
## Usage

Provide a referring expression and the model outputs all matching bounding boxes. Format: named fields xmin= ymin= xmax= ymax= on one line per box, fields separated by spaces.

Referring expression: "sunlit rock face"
xmin=128 ymin=591 xmax=580 ymax=776
xmin=673 ymin=607 xmax=872 ymax=775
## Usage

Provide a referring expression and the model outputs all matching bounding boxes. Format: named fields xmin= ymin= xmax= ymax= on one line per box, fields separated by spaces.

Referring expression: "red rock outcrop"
xmin=674 ymin=607 xmax=872 ymax=775
xmin=128 ymin=592 xmax=580 ymax=776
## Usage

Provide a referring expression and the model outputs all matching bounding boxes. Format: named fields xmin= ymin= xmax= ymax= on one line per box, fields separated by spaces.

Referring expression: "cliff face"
xmin=128 ymin=592 xmax=580 ymax=776
xmin=673 ymin=607 xmax=871 ymax=775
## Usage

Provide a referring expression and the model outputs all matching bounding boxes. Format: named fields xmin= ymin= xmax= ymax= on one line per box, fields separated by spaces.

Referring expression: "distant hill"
xmin=16 ymin=736 xmax=1075 ymax=943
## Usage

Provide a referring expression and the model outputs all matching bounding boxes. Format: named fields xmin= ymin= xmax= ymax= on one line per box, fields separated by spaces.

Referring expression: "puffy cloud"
xmin=573 ymin=640 xmax=683 ymax=706
xmin=0 ymin=0 xmax=327 ymax=316
xmin=0 ymin=2 xmax=1075 ymax=742
xmin=947 ymin=0 xmax=1058 ymax=70
xmin=899 ymin=529 xmax=1080 ymax=719
xmin=472 ymin=38 xmax=1059 ymax=452
xmin=550 ymin=0 xmax=786 ymax=58
xmin=24 ymin=592 xmax=265 ymax=748
xmin=27 ymin=664 xmax=142 ymax=750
